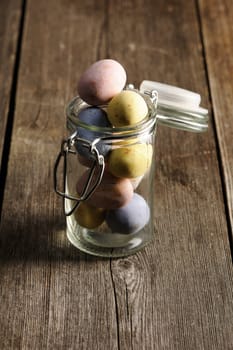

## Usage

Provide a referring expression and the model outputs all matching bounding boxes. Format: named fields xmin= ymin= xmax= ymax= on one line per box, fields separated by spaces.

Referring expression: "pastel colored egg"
xmin=107 ymin=90 xmax=148 ymax=126
xmin=107 ymin=143 xmax=153 ymax=178
xmin=77 ymin=59 xmax=127 ymax=105
xmin=76 ymin=170 xmax=134 ymax=209
xmin=75 ymin=107 xmax=111 ymax=160
xmin=106 ymin=193 xmax=150 ymax=234
xmin=74 ymin=202 xmax=106 ymax=229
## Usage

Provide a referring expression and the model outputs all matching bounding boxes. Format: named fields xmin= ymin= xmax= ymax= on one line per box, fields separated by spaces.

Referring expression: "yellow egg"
xmin=107 ymin=90 xmax=148 ymax=126
xmin=107 ymin=143 xmax=153 ymax=178
xmin=74 ymin=202 xmax=106 ymax=229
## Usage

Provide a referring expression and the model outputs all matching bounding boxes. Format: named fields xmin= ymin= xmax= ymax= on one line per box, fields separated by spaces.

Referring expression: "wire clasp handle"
xmin=53 ymin=131 xmax=105 ymax=216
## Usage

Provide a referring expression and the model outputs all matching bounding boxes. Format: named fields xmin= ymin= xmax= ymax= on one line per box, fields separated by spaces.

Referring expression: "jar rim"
xmin=66 ymin=92 xmax=157 ymax=139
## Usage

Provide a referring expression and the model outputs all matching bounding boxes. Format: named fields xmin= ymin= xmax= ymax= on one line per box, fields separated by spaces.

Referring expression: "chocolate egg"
xmin=75 ymin=107 xmax=111 ymax=160
xmin=77 ymin=170 xmax=134 ymax=209
xmin=106 ymin=193 xmax=150 ymax=234
xmin=77 ymin=59 xmax=127 ymax=105
xmin=107 ymin=90 xmax=148 ymax=126
xmin=74 ymin=202 xmax=106 ymax=229
xmin=107 ymin=143 xmax=153 ymax=178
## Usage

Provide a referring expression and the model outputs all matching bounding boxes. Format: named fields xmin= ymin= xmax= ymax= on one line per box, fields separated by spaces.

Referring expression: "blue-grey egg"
xmin=106 ymin=193 xmax=150 ymax=234
xmin=75 ymin=107 xmax=111 ymax=160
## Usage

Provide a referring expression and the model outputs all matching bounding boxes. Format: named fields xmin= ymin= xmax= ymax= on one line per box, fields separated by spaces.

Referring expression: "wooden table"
xmin=0 ymin=1 xmax=232 ymax=349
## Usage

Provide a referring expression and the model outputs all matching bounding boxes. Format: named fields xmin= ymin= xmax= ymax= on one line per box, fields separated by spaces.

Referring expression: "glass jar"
xmin=54 ymin=82 xmax=208 ymax=257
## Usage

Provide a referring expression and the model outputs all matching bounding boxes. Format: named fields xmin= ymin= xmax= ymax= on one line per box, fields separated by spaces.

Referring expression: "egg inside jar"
xmin=66 ymin=59 xmax=156 ymax=253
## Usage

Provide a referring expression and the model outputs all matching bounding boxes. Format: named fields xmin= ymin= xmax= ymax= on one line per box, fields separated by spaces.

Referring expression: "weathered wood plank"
xmin=0 ymin=0 xmax=232 ymax=349
xmin=0 ymin=0 xmax=22 ymax=178
xmin=108 ymin=0 xmax=233 ymax=349
xmin=199 ymin=0 xmax=233 ymax=242
xmin=0 ymin=1 xmax=117 ymax=349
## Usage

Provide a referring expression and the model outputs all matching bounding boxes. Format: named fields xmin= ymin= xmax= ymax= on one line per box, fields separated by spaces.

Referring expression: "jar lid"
xmin=140 ymin=80 xmax=208 ymax=132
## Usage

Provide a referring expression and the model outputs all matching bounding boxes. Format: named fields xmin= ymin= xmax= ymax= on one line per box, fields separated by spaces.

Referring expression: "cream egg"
xmin=74 ymin=202 xmax=106 ymax=229
xmin=107 ymin=143 xmax=153 ymax=178
xmin=107 ymin=90 xmax=148 ymax=126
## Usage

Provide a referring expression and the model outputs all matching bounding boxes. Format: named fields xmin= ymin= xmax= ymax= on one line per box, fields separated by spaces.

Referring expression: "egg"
xmin=74 ymin=202 xmax=106 ymax=229
xmin=106 ymin=193 xmax=150 ymax=234
xmin=107 ymin=90 xmax=148 ymax=126
xmin=76 ymin=170 xmax=134 ymax=209
xmin=77 ymin=59 xmax=127 ymax=105
xmin=75 ymin=107 xmax=111 ymax=160
xmin=107 ymin=143 xmax=153 ymax=178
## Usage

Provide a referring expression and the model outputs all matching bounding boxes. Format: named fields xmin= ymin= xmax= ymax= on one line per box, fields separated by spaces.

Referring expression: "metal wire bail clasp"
xmin=53 ymin=131 xmax=105 ymax=216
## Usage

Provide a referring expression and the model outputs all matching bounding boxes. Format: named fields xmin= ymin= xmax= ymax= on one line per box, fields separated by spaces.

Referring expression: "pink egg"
xmin=77 ymin=59 xmax=127 ymax=105
xmin=77 ymin=169 xmax=133 ymax=209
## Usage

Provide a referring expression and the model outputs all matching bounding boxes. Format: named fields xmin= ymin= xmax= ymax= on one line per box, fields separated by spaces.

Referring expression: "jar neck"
xmin=66 ymin=93 xmax=157 ymax=140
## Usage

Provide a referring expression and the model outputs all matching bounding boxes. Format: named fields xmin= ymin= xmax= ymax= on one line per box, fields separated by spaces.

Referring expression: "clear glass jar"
xmin=54 ymin=83 xmax=208 ymax=257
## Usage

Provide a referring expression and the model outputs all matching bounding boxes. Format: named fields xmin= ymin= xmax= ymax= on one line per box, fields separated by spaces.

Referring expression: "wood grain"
xmin=108 ymin=0 xmax=233 ymax=349
xmin=0 ymin=0 xmax=232 ymax=349
xmin=0 ymin=0 xmax=22 ymax=171
xmin=0 ymin=1 xmax=117 ymax=349
xmin=199 ymin=0 xmax=233 ymax=241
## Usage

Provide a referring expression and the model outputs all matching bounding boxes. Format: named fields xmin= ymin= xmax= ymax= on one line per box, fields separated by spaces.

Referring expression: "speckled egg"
xmin=76 ymin=170 xmax=134 ymax=209
xmin=107 ymin=143 xmax=153 ymax=178
xmin=74 ymin=202 xmax=106 ymax=229
xmin=75 ymin=106 xmax=111 ymax=160
xmin=106 ymin=193 xmax=150 ymax=234
xmin=77 ymin=59 xmax=127 ymax=105
xmin=107 ymin=90 xmax=148 ymax=126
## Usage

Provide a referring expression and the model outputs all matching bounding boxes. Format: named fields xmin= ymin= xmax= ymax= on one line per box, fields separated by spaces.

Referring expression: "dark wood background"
xmin=0 ymin=0 xmax=232 ymax=349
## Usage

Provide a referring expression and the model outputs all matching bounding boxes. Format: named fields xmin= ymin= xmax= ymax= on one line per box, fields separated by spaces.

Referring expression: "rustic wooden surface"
xmin=0 ymin=0 xmax=232 ymax=349
xmin=0 ymin=0 xmax=22 ymax=205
